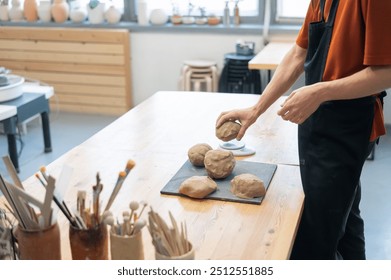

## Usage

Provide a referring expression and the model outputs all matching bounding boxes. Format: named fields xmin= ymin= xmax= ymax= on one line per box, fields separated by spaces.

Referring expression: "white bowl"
xmin=0 ymin=75 xmax=25 ymax=102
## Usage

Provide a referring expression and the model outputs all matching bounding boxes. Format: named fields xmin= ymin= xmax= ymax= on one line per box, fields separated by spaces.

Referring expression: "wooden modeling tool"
xmin=2 ymin=156 xmax=23 ymax=189
xmin=0 ymin=175 xmax=27 ymax=229
xmin=147 ymin=208 xmax=190 ymax=257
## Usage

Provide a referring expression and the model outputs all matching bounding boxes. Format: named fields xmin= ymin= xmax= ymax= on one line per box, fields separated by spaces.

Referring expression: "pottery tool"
xmin=122 ymin=211 xmax=131 ymax=235
xmin=2 ymin=156 xmax=23 ymax=189
xmin=130 ymin=219 xmax=146 ymax=236
xmin=147 ymin=208 xmax=190 ymax=257
xmin=128 ymin=201 xmax=139 ymax=223
xmin=35 ymin=172 xmax=78 ymax=227
xmin=3 ymin=179 xmax=54 ymax=229
xmin=2 ymin=156 xmax=37 ymax=226
xmin=0 ymin=175 xmax=30 ymax=229
xmin=92 ymin=173 xmax=103 ymax=226
xmin=138 ymin=201 xmax=148 ymax=218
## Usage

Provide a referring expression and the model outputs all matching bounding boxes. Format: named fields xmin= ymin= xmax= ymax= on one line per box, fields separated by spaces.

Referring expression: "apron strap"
xmin=327 ymin=0 xmax=340 ymax=26
xmin=320 ymin=0 xmax=326 ymax=21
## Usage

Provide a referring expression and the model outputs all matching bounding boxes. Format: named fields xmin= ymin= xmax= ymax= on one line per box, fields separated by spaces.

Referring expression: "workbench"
xmin=2 ymin=91 xmax=303 ymax=260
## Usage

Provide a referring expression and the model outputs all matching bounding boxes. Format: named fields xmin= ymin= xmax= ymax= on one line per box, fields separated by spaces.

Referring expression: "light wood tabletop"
xmin=248 ymin=42 xmax=294 ymax=71
xmin=2 ymin=91 xmax=303 ymax=260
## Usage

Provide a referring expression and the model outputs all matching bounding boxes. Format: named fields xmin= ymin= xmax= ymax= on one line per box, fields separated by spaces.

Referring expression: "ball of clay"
xmin=179 ymin=176 xmax=217 ymax=199
xmin=216 ymin=121 xmax=241 ymax=142
xmin=230 ymin=173 xmax=266 ymax=199
xmin=204 ymin=150 xmax=236 ymax=179
xmin=188 ymin=143 xmax=213 ymax=167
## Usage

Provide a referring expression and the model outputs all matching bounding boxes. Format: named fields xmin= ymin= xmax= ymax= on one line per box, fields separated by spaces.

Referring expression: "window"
xmin=275 ymin=0 xmax=310 ymax=23
xmin=127 ymin=0 xmax=263 ymax=24
xmin=138 ymin=0 xmax=259 ymax=17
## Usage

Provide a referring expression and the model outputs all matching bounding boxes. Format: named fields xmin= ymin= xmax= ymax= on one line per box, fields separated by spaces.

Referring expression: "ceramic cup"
xmin=110 ymin=230 xmax=144 ymax=260
xmin=155 ymin=241 xmax=195 ymax=260
xmin=69 ymin=223 xmax=108 ymax=260
xmin=13 ymin=222 xmax=61 ymax=260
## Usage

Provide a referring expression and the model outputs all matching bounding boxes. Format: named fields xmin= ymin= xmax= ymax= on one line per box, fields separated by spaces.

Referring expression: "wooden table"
xmin=0 ymin=93 xmax=52 ymax=172
xmin=249 ymin=42 xmax=294 ymax=83
xmin=2 ymin=91 xmax=303 ymax=260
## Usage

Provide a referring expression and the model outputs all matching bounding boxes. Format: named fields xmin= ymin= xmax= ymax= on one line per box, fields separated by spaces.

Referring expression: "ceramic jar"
xmin=0 ymin=4 xmax=10 ymax=21
xmin=8 ymin=0 xmax=23 ymax=21
xmin=69 ymin=0 xmax=87 ymax=23
xmin=37 ymin=0 xmax=51 ymax=22
xmin=104 ymin=5 xmax=121 ymax=24
xmin=149 ymin=9 xmax=168 ymax=25
xmin=23 ymin=0 xmax=38 ymax=21
xmin=87 ymin=2 xmax=105 ymax=24
xmin=51 ymin=0 xmax=69 ymax=23
xmin=137 ymin=0 xmax=148 ymax=25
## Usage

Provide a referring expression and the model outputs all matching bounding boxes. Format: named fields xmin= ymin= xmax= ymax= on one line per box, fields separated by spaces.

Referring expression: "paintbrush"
xmin=92 ymin=172 xmax=103 ymax=226
xmin=103 ymin=171 xmax=126 ymax=212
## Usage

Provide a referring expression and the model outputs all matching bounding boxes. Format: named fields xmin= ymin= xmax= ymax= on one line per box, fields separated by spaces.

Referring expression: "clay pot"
xmin=23 ymin=0 xmax=38 ymax=21
xmin=51 ymin=0 xmax=69 ymax=23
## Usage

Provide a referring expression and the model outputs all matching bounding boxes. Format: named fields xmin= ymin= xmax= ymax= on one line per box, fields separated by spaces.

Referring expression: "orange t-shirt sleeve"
xmin=362 ymin=0 xmax=391 ymax=66
xmin=296 ymin=2 xmax=318 ymax=49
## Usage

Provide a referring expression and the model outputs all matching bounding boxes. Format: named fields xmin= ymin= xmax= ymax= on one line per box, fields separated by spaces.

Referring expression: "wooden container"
xmin=69 ymin=223 xmax=108 ymax=260
xmin=14 ymin=223 xmax=61 ymax=260
xmin=110 ymin=231 xmax=144 ymax=260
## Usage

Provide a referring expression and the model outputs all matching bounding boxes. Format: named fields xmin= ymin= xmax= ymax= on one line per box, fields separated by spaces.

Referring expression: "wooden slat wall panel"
xmin=0 ymin=27 xmax=132 ymax=116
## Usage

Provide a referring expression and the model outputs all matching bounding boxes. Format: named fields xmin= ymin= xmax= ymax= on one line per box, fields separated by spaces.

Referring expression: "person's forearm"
xmin=253 ymin=44 xmax=306 ymax=116
xmin=317 ymin=65 xmax=391 ymax=102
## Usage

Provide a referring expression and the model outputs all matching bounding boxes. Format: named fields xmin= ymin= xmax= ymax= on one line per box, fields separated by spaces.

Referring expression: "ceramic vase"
xmin=8 ymin=0 xmax=23 ymax=21
xmin=0 ymin=5 xmax=10 ymax=21
xmin=137 ymin=0 xmax=148 ymax=26
xmin=149 ymin=9 xmax=168 ymax=25
xmin=69 ymin=0 xmax=87 ymax=23
xmin=51 ymin=0 xmax=69 ymax=23
xmin=37 ymin=0 xmax=51 ymax=22
xmin=104 ymin=5 xmax=121 ymax=24
xmin=23 ymin=0 xmax=38 ymax=21
xmin=87 ymin=2 xmax=105 ymax=24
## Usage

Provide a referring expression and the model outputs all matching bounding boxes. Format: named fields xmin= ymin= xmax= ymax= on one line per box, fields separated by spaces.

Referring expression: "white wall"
xmin=130 ymin=32 xmax=263 ymax=105
xmin=129 ymin=32 xmax=391 ymax=125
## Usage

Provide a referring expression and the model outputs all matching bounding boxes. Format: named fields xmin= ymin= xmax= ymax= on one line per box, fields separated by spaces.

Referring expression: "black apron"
xmin=290 ymin=0 xmax=376 ymax=260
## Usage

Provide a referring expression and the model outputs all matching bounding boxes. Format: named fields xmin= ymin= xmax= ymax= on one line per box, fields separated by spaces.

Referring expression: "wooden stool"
xmin=179 ymin=60 xmax=218 ymax=92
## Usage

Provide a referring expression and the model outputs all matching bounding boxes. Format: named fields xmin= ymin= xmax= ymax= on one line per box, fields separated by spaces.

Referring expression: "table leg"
xmin=41 ymin=111 xmax=52 ymax=153
xmin=7 ymin=134 xmax=19 ymax=173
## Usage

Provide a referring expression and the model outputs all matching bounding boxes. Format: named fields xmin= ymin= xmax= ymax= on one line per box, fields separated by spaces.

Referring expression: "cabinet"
xmin=0 ymin=27 xmax=132 ymax=115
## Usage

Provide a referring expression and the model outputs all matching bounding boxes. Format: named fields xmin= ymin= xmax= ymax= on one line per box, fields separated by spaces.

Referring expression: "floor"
xmin=1 ymin=111 xmax=390 ymax=260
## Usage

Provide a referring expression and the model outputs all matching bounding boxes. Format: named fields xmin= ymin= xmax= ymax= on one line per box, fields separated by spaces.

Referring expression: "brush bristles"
xmin=126 ymin=160 xmax=136 ymax=170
